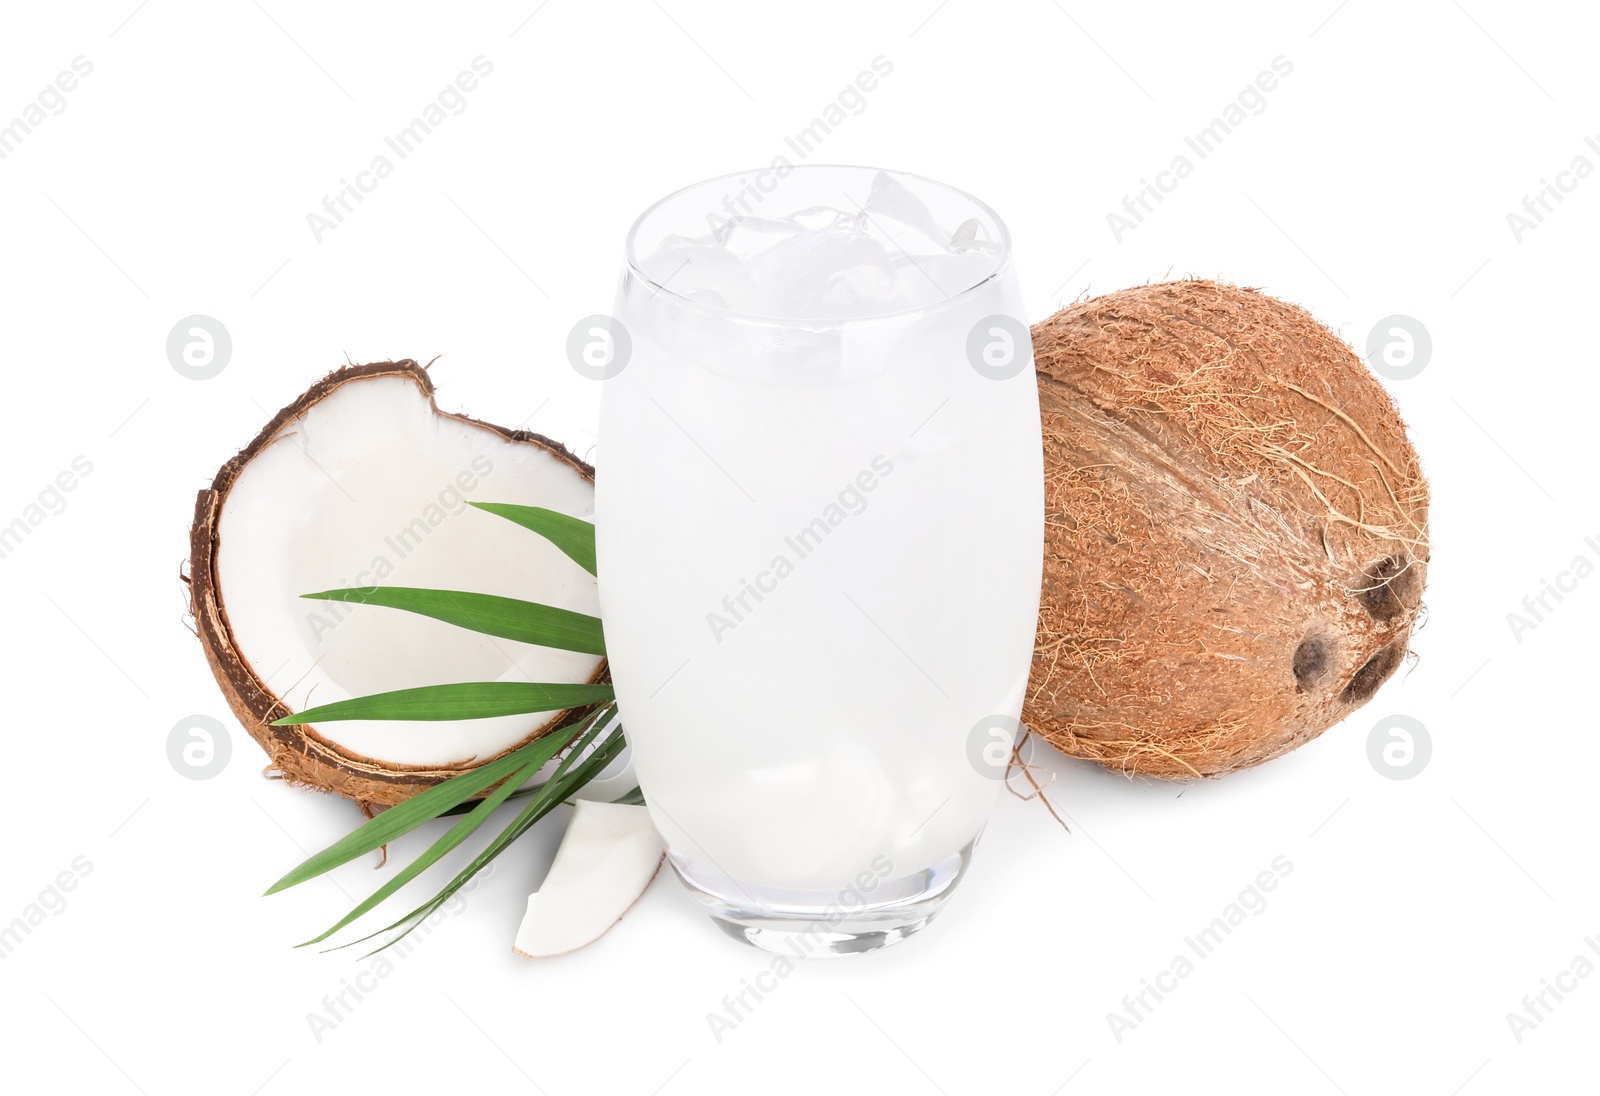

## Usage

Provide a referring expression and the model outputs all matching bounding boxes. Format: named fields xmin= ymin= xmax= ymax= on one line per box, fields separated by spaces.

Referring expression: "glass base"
xmin=669 ymin=839 xmax=977 ymax=957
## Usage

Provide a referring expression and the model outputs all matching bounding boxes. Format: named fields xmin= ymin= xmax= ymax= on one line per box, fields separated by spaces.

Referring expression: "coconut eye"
xmin=1292 ymin=635 xmax=1333 ymax=690
xmin=1341 ymin=643 xmax=1404 ymax=704
xmin=1357 ymin=555 xmax=1418 ymax=623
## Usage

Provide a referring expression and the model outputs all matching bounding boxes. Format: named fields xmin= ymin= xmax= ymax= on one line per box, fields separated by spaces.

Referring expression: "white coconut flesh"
xmin=514 ymin=801 xmax=665 ymax=957
xmin=216 ymin=376 xmax=602 ymax=768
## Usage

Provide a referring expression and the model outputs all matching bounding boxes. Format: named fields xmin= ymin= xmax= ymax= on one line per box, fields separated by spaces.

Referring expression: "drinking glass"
xmin=595 ymin=165 xmax=1042 ymax=955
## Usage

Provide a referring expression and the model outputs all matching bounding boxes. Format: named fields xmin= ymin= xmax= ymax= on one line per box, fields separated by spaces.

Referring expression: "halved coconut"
xmin=188 ymin=360 xmax=605 ymax=807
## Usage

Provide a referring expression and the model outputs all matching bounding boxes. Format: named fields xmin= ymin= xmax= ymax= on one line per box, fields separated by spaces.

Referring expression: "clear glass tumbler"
xmin=595 ymin=165 xmax=1042 ymax=955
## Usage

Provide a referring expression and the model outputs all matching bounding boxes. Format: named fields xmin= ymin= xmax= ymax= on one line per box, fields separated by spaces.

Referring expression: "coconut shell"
xmin=1026 ymin=280 xmax=1429 ymax=778
xmin=186 ymin=360 xmax=606 ymax=808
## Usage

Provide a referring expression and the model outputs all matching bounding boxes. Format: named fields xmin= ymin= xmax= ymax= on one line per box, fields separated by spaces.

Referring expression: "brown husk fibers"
xmin=1025 ymin=280 xmax=1429 ymax=779
xmin=185 ymin=360 xmax=607 ymax=808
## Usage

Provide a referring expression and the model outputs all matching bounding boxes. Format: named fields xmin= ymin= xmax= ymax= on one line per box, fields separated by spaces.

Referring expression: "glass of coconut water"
xmin=596 ymin=165 xmax=1042 ymax=955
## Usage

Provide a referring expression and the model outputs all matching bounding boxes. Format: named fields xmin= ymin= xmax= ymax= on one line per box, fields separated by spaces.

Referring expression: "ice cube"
xmin=860 ymin=170 xmax=950 ymax=255
xmin=718 ymin=215 xmax=803 ymax=261
xmin=683 ymin=287 xmax=729 ymax=309
xmin=745 ymin=223 xmax=896 ymax=316
xmin=654 ymin=232 xmax=705 ymax=252
xmin=791 ymin=205 xmax=852 ymax=232
xmin=637 ymin=173 xmax=989 ymax=319
xmin=637 ymin=241 xmax=756 ymax=308
xmin=949 ymin=218 xmax=1001 ymax=257
xmin=819 ymin=265 xmax=898 ymax=314
xmin=709 ymin=743 xmax=897 ymax=886
xmin=891 ymin=251 xmax=995 ymax=304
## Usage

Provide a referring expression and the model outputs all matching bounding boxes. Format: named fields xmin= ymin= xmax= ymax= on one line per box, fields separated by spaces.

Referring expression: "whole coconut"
xmin=1025 ymin=280 xmax=1429 ymax=778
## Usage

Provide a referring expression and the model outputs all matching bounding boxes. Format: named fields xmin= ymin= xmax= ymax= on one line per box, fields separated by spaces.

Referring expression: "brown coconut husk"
xmin=185 ymin=360 xmax=607 ymax=808
xmin=1025 ymin=280 xmax=1429 ymax=779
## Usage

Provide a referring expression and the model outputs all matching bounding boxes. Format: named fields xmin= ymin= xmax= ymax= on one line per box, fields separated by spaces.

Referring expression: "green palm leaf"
xmin=470 ymin=503 xmax=597 ymax=575
xmin=262 ymin=710 xmax=602 ymax=895
xmin=297 ymin=751 xmax=548 ymax=946
xmin=302 ymin=586 xmax=604 ymax=655
xmin=271 ymin=681 xmax=613 ymax=725
xmin=341 ymin=718 xmax=626 ymax=955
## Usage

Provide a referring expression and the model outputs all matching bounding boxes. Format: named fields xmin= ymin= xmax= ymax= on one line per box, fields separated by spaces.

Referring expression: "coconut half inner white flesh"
xmin=514 ymin=801 xmax=665 ymax=957
xmin=216 ymin=376 xmax=602 ymax=768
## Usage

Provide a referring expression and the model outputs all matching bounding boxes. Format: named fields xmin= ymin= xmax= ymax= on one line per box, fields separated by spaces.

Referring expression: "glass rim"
xmin=622 ymin=163 xmax=1013 ymax=325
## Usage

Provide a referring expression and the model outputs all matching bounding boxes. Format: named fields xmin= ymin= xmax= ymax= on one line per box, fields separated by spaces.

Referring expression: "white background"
xmin=0 ymin=2 xmax=1594 ymax=1093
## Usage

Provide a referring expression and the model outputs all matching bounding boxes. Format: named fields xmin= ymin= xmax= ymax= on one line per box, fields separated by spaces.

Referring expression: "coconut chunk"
xmin=513 ymin=801 xmax=665 ymax=957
